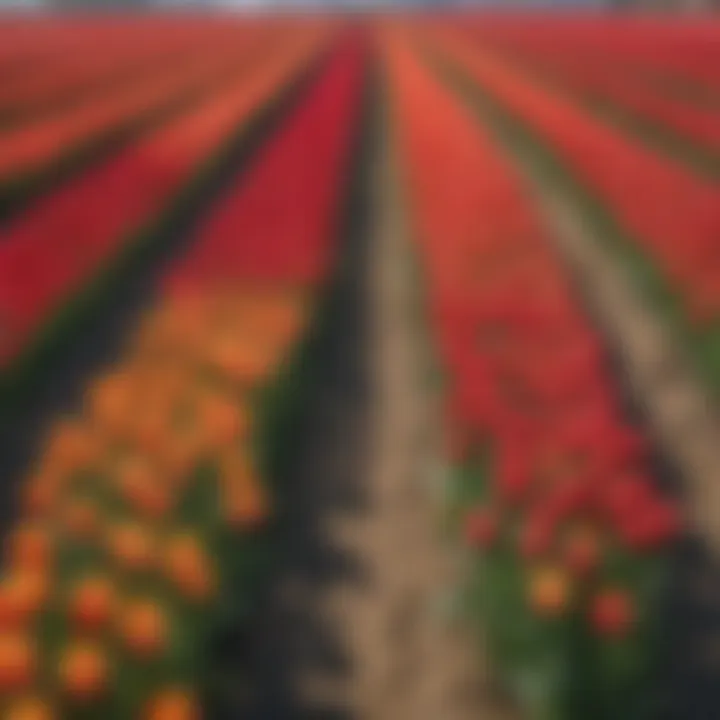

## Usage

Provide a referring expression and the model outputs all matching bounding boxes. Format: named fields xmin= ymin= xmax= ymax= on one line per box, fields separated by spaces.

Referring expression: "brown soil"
xmin=335 ymin=110 xmax=511 ymax=720
xmin=234 ymin=102 xmax=510 ymax=720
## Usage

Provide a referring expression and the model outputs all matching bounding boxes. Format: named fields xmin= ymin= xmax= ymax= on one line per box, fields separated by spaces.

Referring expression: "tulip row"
xmin=0 ymin=284 xmax=307 ymax=720
xmin=460 ymin=24 xmax=720 ymax=155
xmin=0 ymin=26 xmax=328 ymax=380
xmin=455 ymin=16 xmax=720 ymax=100
xmin=0 ymin=32 xmax=366 ymax=720
xmin=165 ymin=32 xmax=367 ymax=289
xmin=0 ymin=19 xmax=242 ymax=122
xmin=424 ymin=25 xmax=720 ymax=392
xmin=0 ymin=27 xmax=268 ymax=203
xmin=384 ymin=31 xmax=680 ymax=720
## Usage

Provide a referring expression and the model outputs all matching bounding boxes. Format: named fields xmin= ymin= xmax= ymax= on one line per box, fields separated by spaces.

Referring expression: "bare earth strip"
xmin=239 ymin=99 xmax=511 ymax=719
xmin=335 ymin=106 xmax=513 ymax=720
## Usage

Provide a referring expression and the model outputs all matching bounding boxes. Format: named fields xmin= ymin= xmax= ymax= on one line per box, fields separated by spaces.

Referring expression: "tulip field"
xmin=0 ymin=12 xmax=718 ymax=720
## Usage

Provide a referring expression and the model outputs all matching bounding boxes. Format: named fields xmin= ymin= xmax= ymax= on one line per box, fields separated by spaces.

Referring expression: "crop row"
xmin=0 ymin=18 xmax=254 ymax=122
xmin=0 ymin=24 xmax=330 ymax=387
xmin=383 ymin=28 xmax=680 ymax=720
xmin=456 ymin=16 xmax=720 ymax=99
xmin=0 ymin=27 xmax=268 ymax=201
xmin=458 ymin=23 xmax=720 ymax=157
xmin=0 ymin=34 xmax=366 ymax=719
xmin=422 ymin=23 xmax=720 ymax=393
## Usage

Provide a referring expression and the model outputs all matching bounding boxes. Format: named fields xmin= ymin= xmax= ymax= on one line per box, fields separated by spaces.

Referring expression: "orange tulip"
xmin=58 ymin=641 xmax=108 ymax=701
xmin=87 ymin=372 xmax=135 ymax=438
xmin=4 ymin=697 xmax=55 ymax=720
xmin=208 ymin=339 xmax=272 ymax=386
xmin=20 ymin=474 xmax=58 ymax=518
xmin=144 ymin=687 xmax=202 ymax=720
xmin=68 ymin=576 xmax=116 ymax=632
xmin=106 ymin=522 xmax=156 ymax=573
xmin=163 ymin=533 xmax=216 ymax=603
xmin=115 ymin=457 xmax=171 ymax=519
xmin=44 ymin=421 xmax=99 ymax=474
xmin=0 ymin=570 xmax=49 ymax=627
xmin=118 ymin=598 xmax=168 ymax=659
xmin=198 ymin=394 xmax=248 ymax=450
xmin=129 ymin=409 xmax=170 ymax=456
xmin=6 ymin=524 xmax=52 ymax=571
xmin=223 ymin=477 xmax=269 ymax=529
xmin=61 ymin=497 xmax=100 ymax=540
xmin=157 ymin=429 xmax=203 ymax=483
xmin=527 ymin=566 xmax=571 ymax=619
xmin=0 ymin=632 xmax=36 ymax=691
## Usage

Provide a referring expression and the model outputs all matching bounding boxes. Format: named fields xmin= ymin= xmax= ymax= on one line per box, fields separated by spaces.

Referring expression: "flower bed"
xmin=423 ymin=24 xmax=720 ymax=394
xmin=0 ymin=33 xmax=367 ymax=718
xmin=0 ymin=285 xmax=309 ymax=719
xmin=456 ymin=19 xmax=720 ymax=154
xmin=384 ymin=31 xmax=680 ymax=720
xmin=0 ymin=26 xmax=328 ymax=389
xmin=0 ymin=19 xmax=240 ymax=123
xmin=0 ymin=27 xmax=271 ymax=214
xmin=455 ymin=16 xmax=720 ymax=99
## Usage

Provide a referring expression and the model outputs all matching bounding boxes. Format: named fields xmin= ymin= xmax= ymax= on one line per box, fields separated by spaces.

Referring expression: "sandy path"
xmin=337 ymin=107 xmax=509 ymax=720
xmin=237 ymin=98 xmax=509 ymax=720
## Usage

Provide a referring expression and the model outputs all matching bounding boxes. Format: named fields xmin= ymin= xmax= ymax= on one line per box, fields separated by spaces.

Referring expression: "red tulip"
xmin=563 ymin=527 xmax=600 ymax=577
xmin=464 ymin=507 xmax=499 ymax=550
xmin=519 ymin=513 xmax=554 ymax=559
xmin=597 ymin=473 xmax=652 ymax=525
xmin=620 ymin=498 xmax=682 ymax=551
xmin=546 ymin=479 xmax=592 ymax=521
xmin=590 ymin=588 xmax=635 ymax=638
xmin=498 ymin=454 xmax=532 ymax=504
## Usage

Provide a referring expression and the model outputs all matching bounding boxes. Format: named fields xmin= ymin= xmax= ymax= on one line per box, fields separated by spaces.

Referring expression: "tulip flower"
xmin=519 ymin=512 xmax=555 ymax=559
xmin=563 ymin=526 xmax=601 ymax=577
xmin=4 ymin=697 xmax=55 ymax=720
xmin=464 ymin=506 xmax=499 ymax=550
xmin=527 ymin=565 xmax=571 ymax=618
xmin=68 ymin=576 xmax=116 ymax=632
xmin=386 ymin=25 xmax=682 ymax=720
xmin=145 ymin=687 xmax=202 ymax=720
xmin=58 ymin=641 xmax=108 ymax=702
xmin=590 ymin=588 xmax=635 ymax=638
xmin=0 ymin=632 xmax=36 ymax=691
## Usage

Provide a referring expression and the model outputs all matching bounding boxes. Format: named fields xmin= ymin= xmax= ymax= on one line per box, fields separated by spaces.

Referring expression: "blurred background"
xmin=0 ymin=3 xmax=718 ymax=720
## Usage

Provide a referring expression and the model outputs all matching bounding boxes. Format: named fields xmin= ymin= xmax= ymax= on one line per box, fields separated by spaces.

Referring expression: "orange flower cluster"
xmin=0 ymin=284 xmax=308 ymax=718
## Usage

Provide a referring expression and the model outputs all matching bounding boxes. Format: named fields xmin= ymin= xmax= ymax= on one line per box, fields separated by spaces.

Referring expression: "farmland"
xmin=0 ymin=12 xmax=718 ymax=720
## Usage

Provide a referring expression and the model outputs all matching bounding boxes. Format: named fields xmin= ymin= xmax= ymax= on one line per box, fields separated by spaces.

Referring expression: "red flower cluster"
xmin=0 ymin=27 xmax=271 ymax=185
xmin=0 ymin=19 xmax=244 ymax=119
xmin=457 ymin=15 xmax=720 ymax=95
xmin=461 ymin=20 xmax=720 ymax=152
xmin=0 ymin=24 xmax=329 ymax=369
xmin=385 ymin=31 xmax=680 ymax=643
xmin=166 ymin=31 xmax=367 ymax=290
xmin=429 ymin=24 xmax=720 ymax=328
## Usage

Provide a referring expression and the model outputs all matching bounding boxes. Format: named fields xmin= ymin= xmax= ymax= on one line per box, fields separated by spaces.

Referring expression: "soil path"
xmin=238 ymin=99 xmax=507 ymax=720
xmin=341 ymin=107 xmax=508 ymax=720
